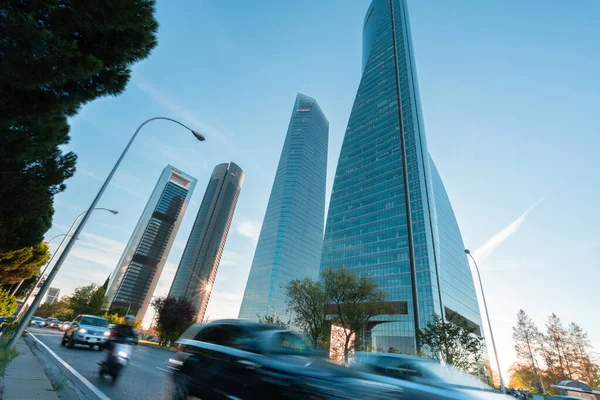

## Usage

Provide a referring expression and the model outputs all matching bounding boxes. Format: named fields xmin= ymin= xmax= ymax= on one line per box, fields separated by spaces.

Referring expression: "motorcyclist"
xmin=103 ymin=315 xmax=136 ymax=359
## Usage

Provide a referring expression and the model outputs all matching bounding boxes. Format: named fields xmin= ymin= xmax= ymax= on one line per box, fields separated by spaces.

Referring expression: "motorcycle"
xmin=98 ymin=337 xmax=135 ymax=383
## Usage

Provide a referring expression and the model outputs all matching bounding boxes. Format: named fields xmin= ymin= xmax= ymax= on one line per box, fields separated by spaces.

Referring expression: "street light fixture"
xmin=9 ymin=234 xmax=68 ymax=297
xmin=7 ymin=117 xmax=204 ymax=350
xmin=464 ymin=248 xmax=505 ymax=393
xmin=8 ymin=208 xmax=119 ymax=348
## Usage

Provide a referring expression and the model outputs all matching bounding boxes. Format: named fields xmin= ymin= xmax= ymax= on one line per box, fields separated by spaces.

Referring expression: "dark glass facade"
xmin=320 ymin=0 xmax=482 ymax=353
xmin=169 ymin=162 xmax=244 ymax=323
xmin=238 ymin=93 xmax=329 ymax=321
xmin=105 ymin=166 xmax=196 ymax=320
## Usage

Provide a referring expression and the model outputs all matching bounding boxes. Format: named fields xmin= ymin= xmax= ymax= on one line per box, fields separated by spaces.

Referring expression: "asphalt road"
xmin=28 ymin=327 xmax=176 ymax=400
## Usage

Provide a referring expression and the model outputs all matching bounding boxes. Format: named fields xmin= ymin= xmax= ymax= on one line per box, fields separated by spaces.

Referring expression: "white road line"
xmin=28 ymin=332 xmax=111 ymax=400
xmin=156 ymin=366 xmax=171 ymax=373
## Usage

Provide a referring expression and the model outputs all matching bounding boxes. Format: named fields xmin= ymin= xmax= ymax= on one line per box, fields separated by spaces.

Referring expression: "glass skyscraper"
xmin=239 ymin=93 xmax=328 ymax=321
xmin=169 ymin=162 xmax=244 ymax=323
xmin=105 ymin=165 xmax=196 ymax=321
xmin=321 ymin=0 xmax=483 ymax=353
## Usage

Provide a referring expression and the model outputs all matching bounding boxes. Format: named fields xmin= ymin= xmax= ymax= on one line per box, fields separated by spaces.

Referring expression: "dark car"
xmin=61 ymin=314 xmax=109 ymax=350
xmin=166 ymin=320 xmax=405 ymax=400
xmin=350 ymin=352 xmax=511 ymax=399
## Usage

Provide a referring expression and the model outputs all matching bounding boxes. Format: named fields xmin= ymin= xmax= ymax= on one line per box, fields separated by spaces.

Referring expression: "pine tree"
xmin=0 ymin=0 xmax=158 ymax=251
xmin=567 ymin=322 xmax=600 ymax=386
xmin=544 ymin=313 xmax=572 ymax=380
xmin=512 ymin=310 xmax=543 ymax=392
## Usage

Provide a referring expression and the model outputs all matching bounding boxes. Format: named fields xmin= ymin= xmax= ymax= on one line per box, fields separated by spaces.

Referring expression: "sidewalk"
xmin=2 ymin=337 xmax=58 ymax=400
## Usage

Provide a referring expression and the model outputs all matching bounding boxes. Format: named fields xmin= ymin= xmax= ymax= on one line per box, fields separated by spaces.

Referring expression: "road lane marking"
xmin=156 ymin=366 xmax=171 ymax=373
xmin=28 ymin=331 xmax=111 ymax=400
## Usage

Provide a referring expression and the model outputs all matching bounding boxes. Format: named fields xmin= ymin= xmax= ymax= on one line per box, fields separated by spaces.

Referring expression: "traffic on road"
xmin=28 ymin=318 xmax=511 ymax=399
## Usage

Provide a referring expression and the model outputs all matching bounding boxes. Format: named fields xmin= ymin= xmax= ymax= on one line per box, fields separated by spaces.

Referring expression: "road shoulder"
xmin=2 ymin=336 xmax=59 ymax=400
xmin=23 ymin=332 xmax=97 ymax=400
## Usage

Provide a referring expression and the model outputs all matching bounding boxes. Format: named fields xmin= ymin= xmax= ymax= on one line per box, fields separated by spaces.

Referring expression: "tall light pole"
xmin=7 ymin=117 xmax=205 ymax=350
xmin=10 ymin=234 xmax=67 ymax=297
xmin=8 ymin=208 xmax=118 ymax=347
xmin=464 ymin=249 xmax=505 ymax=393
xmin=15 ymin=208 xmax=117 ymax=319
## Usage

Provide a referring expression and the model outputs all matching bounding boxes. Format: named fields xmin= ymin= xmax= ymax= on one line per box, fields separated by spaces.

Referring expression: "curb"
xmin=24 ymin=334 xmax=99 ymax=400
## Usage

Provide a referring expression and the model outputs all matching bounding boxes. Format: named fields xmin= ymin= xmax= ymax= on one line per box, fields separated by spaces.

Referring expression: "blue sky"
xmin=45 ymin=0 xmax=599 ymax=377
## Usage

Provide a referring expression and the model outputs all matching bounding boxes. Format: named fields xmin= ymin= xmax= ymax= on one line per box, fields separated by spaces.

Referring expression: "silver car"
xmin=30 ymin=316 xmax=46 ymax=327
xmin=61 ymin=314 xmax=109 ymax=350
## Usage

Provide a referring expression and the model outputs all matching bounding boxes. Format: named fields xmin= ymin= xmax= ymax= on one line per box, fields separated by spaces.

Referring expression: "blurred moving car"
xmin=61 ymin=315 xmax=109 ymax=350
xmin=46 ymin=317 xmax=60 ymax=329
xmin=167 ymin=320 xmax=412 ymax=400
xmin=30 ymin=316 xmax=46 ymax=327
xmin=350 ymin=352 xmax=510 ymax=399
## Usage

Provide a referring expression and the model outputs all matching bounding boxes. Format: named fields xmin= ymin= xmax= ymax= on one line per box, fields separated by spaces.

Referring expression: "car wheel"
xmin=67 ymin=334 xmax=75 ymax=348
xmin=173 ymin=374 xmax=190 ymax=400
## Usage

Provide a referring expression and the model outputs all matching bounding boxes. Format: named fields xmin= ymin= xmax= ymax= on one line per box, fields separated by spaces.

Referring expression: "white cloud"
xmin=135 ymin=79 xmax=232 ymax=147
xmin=204 ymin=291 xmax=244 ymax=321
xmin=236 ymin=218 xmax=262 ymax=242
xmin=77 ymin=168 xmax=148 ymax=200
xmin=473 ymin=195 xmax=546 ymax=261
xmin=67 ymin=231 xmax=126 ymax=272
xmin=220 ymin=250 xmax=246 ymax=267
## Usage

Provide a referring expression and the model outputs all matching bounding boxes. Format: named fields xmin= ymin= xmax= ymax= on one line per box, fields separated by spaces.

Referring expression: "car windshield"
xmin=80 ymin=317 xmax=107 ymax=327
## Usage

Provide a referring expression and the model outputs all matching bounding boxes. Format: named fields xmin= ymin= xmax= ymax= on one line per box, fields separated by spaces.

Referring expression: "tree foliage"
xmin=68 ymin=284 xmax=105 ymax=316
xmin=285 ymin=278 xmax=326 ymax=347
xmin=0 ymin=289 xmax=18 ymax=317
xmin=509 ymin=310 xmax=600 ymax=392
xmin=0 ymin=242 xmax=49 ymax=285
xmin=35 ymin=296 xmax=72 ymax=320
xmin=513 ymin=309 xmax=543 ymax=392
xmin=0 ymin=0 xmax=159 ymax=251
xmin=417 ymin=314 xmax=483 ymax=372
xmin=322 ymin=267 xmax=388 ymax=363
xmin=102 ymin=312 xmax=141 ymax=329
xmin=257 ymin=314 xmax=290 ymax=328
xmin=151 ymin=296 xmax=196 ymax=345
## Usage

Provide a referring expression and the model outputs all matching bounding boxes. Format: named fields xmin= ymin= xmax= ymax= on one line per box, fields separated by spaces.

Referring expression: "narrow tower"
xmin=239 ymin=93 xmax=329 ymax=321
xmin=105 ymin=165 xmax=196 ymax=320
xmin=168 ymin=162 xmax=244 ymax=323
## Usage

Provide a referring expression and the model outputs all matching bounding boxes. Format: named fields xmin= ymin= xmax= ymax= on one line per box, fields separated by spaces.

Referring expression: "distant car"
xmin=61 ymin=315 xmax=109 ymax=350
xmin=167 ymin=320 xmax=405 ymax=400
xmin=349 ymin=353 xmax=510 ymax=399
xmin=46 ymin=318 xmax=60 ymax=329
xmin=58 ymin=321 xmax=70 ymax=331
xmin=30 ymin=317 xmax=46 ymax=327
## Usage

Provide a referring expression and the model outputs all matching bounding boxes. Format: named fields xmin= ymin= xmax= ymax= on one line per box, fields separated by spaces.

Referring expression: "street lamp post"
xmin=15 ymin=209 xmax=116 ymax=320
xmin=8 ymin=208 xmax=117 ymax=348
xmin=6 ymin=117 xmax=205 ymax=350
xmin=10 ymin=234 xmax=67 ymax=297
xmin=464 ymin=249 xmax=505 ymax=393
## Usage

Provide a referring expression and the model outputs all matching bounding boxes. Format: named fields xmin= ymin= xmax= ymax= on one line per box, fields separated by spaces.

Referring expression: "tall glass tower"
xmin=321 ymin=0 xmax=483 ymax=354
xmin=239 ymin=93 xmax=328 ymax=321
xmin=105 ymin=165 xmax=196 ymax=321
xmin=169 ymin=162 xmax=244 ymax=323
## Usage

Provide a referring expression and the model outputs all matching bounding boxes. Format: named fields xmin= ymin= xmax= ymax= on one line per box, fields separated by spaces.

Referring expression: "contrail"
xmin=473 ymin=195 xmax=546 ymax=261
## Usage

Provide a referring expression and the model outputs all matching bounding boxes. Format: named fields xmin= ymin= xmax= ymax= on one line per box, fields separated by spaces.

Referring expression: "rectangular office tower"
xmin=168 ymin=162 xmax=244 ymax=323
xmin=105 ymin=165 xmax=196 ymax=321
xmin=239 ymin=93 xmax=328 ymax=321
xmin=44 ymin=288 xmax=60 ymax=304
xmin=321 ymin=0 xmax=484 ymax=354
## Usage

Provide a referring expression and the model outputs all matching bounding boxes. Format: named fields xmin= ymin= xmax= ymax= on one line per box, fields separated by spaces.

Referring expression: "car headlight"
xmin=104 ymin=331 xmax=110 ymax=336
xmin=118 ymin=351 xmax=128 ymax=358
xmin=78 ymin=328 xmax=87 ymax=334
